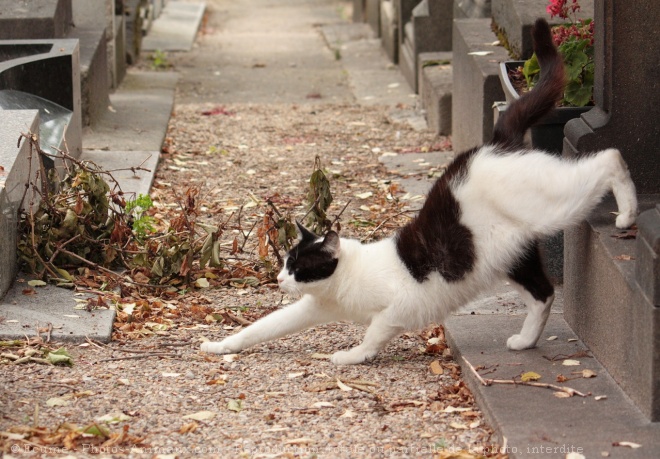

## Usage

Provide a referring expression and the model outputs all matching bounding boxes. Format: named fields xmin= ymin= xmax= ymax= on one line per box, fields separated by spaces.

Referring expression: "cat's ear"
xmin=295 ymin=221 xmax=317 ymax=242
xmin=321 ymin=231 xmax=341 ymax=257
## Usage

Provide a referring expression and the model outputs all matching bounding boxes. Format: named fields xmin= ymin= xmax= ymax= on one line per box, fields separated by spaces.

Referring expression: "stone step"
xmin=0 ymin=68 xmax=176 ymax=340
xmin=0 ymin=39 xmax=83 ymax=159
xmin=398 ymin=0 xmax=453 ymax=93
xmin=66 ymin=27 xmax=109 ymax=127
xmin=379 ymin=0 xmax=398 ymax=63
xmin=0 ymin=110 xmax=40 ymax=299
xmin=418 ymin=51 xmax=452 ymax=135
xmin=564 ymin=195 xmax=660 ymax=421
xmin=0 ymin=0 xmax=73 ymax=40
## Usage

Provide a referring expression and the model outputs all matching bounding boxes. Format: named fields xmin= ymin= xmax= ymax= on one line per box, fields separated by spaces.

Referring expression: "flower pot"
xmin=498 ymin=61 xmax=590 ymax=154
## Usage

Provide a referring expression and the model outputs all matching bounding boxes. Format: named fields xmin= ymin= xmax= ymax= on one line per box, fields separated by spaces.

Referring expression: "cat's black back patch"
xmin=285 ymin=233 xmax=339 ymax=283
xmin=396 ymin=148 xmax=477 ymax=282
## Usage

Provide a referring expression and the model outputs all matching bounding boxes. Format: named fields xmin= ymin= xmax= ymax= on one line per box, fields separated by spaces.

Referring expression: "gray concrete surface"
xmin=142 ymin=1 xmax=206 ymax=52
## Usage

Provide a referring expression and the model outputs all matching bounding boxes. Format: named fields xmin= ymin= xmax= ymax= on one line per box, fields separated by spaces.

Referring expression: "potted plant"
xmin=498 ymin=0 xmax=594 ymax=154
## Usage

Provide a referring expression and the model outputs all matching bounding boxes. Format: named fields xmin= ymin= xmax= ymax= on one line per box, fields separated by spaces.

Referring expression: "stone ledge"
xmin=446 ymin=310 xmax=660 ymax=458
xmin=67 ymin=27 xmax=110 ymax=126
xmin=419 ymin=52 xmax=452 ymax=135
xmin=564 ymin=195 xmax=660 ymax=421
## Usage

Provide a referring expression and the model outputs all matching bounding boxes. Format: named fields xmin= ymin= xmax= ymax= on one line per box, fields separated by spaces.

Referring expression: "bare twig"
xmin=462 ymin=357 xmax=589 ymax=397
xmin=95 ymin=353 xmax=174 ymax=363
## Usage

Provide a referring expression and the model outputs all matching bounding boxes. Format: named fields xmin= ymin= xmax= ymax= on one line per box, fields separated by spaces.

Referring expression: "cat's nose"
xmin=276 ymin=274 xmax=284 ymax=284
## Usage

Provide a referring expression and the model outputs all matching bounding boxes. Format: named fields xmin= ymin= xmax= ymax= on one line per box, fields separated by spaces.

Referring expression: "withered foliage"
xmin=16 ymin=133 xmax=291 ymax=290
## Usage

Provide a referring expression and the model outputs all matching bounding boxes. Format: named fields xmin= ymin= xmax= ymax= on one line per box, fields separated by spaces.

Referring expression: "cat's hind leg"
xmin=506 ymin=242 xmax=555 ymax=351
xmin=331 ymin=314 xmax=404 ymax=365
xmin=201 ymin=295 xmax=333 ymax=355
xmin=603 ymin=149 xmax=638 ymax=229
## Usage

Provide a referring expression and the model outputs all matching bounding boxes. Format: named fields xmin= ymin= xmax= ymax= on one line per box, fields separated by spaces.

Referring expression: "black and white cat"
xmin=201 ymin=19 xmax=637 ymax=365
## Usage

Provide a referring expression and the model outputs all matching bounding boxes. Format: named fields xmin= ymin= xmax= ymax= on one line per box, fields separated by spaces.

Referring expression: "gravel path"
xmin=1 ymin=1 xmax=507 ymax=457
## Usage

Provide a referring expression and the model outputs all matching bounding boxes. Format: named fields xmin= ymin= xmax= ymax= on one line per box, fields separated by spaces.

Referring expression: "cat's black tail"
xmin=491 ymin=18 xmax=566 ymax=150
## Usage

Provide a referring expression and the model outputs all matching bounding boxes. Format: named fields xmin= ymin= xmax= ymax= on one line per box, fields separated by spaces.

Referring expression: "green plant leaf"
xmin=46 ymin=347 xmax=73 ymax=366
xmin=523 ymin=54 xmax=540 ymax=87
xmin=564 ymin=80 xmax=593 ymax=107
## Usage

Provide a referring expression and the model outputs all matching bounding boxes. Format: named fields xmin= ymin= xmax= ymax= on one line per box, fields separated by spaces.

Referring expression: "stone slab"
xmin=445 ymin=310 xmax=660 ymax=458
xmin=83 ymin=70 xmax=178 ymax=151
xmin=453 ymin=0 xmax=491 ymax=19
xmin=80 ymin=150 xmax=160 ymax=198
xmin=380 ymin=0 xmax=398 ymax=63
xmin=419 ymin=52 xmax=452 ymax=135
xmin=564 ymin=195 xmax=660 ymax=421
xmin=0 ymin=0 xmax=72 ymax=39
xmin=0 ymin=276 xmax=115 ymax=342
xmin=322 ymin=24 xmax=416 ymax=108
xmin=141 ymin=1 xmax=206 ymax=52
xmin=66 ymin=27 xmax=110 ymax=126
xmin=0 ymin=39 xmax=83 ymax=159
xmin=451 ymin=19 xmax=509 ymax=153
xmin=0 ymin=110 xmax=40 ymax=299
xmin=379 ymin=151 xmax=455 ymax=197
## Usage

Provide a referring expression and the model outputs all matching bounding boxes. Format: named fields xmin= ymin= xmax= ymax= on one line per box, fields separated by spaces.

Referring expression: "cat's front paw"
xmin=331 ymin=349 xmax=370 ymax=365
xmin=615 ymin=211 xmax=636 ymax=229
xmin=506 ymin=334 xmax=536 ymax=351
xmin=200 ymin=337 xmax=242 ymax=355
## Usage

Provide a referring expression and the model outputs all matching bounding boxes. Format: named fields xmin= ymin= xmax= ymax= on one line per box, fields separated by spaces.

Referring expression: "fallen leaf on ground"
xmin=546 ymin=335 xmax=558 ymax=341
xmin=284 ymin=438 xmax=313 ymax=445
xmin=441 ymin=406 xmax=473 ymax=413
xmin=430 ymin=360 xmax=444 ymax=375
xmin=312 ymin=401 xmax=335 ymax=408
xmin=183 ymin=410 xmax=216 ymax=421
xmin=595 ymin=395 xmax=607 ymax=401
xmin=521 ymin=371 xmax=541 ymax=382
xmin=580 ymin=369 xmax=597 ymax=378
xmin=46 ymin=348 xmax=73 ymax=366
xmin=179 ymin=422 xmax=198 ymax=434
xmin=450 ymin=421 xmax=468 ymax=430
xmin=336 ymin=379 xmax=353 ymax=391
xmin=46 ymin=397 xmax=70 ymax=407
xmin=28 ymin=280 xmax=47 ymax=287
xmin=227 ymin=399 xmax=243 ymax=412
xmin=553 ymin=391 xmax=572 ymax=398
xmin=612 ymin=441 xmax=642 ymax=449
xmin=562 ymin=359 xmax=581 ymax=366
xmin=96 ymin=412 xmax=131 ymax=423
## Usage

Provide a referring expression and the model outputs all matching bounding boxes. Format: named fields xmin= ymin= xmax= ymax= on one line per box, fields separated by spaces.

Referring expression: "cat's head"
xmin=276 ymin=222 xmax=340 ymax=294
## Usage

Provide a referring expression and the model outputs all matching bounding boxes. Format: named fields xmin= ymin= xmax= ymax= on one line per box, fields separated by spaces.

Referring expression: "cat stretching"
xmin=201 ymin=19 xmax=637 ymax=365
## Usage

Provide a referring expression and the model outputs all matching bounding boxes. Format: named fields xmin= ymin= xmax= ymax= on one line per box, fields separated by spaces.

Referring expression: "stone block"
xmin=418 ymin=52 xmax=452 ymax=135
xmin=0 ymin=0 xmax=72 ymax=39
xmin=451 ymin=19 xmax=508 ymax=152
xmin=67 ymin=28 xmax=109 ymax=126
xmin=125 ymin=0 xmax=148 ymax=65
xmin=113 ymin=14 xmax=127 ymax=88
xmin=366 ymin=0 xmax=381 ymax=36
xmin=399 ymin=0 xmax=453 ymax=93
xmin=564 ymin=196 xmax=660 ymax=421
xmin=0 ymin=39 xmax=82 ymax=158
xmin=491 ymin=0 xmax=593 ymax=59
xmin=0 ymin=110 xmax=40 ymax=298
xmin=380 ymin=0 xmax=398 ymax=63
xmin=72 ymin=0 xmax=117 ymax=91
xmin=453 ymin=0 xmax=491 ymax=19
xmin=636 ymin=205 xmax=660 ymax=307
xmin=352 ymin=0 xmax=366 ymax=22
xmin=563 ymin=0 xmax=660 ymax=420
